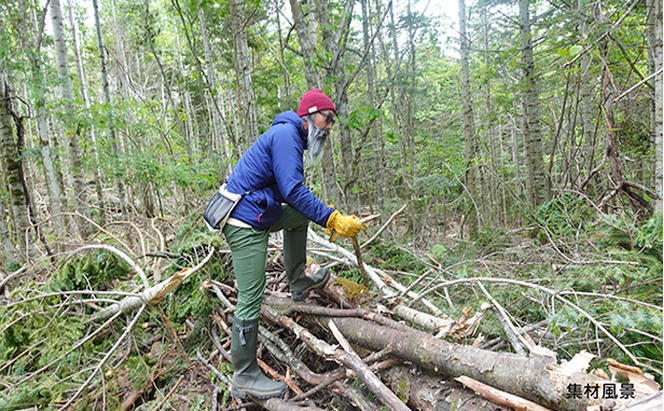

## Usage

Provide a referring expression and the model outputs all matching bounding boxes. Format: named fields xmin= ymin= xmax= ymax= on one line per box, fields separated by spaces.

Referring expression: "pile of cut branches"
xmin=194 ymin=229 xmax=660 ymax=411
xmin=1 ymin=214 xmax=661 ymax=411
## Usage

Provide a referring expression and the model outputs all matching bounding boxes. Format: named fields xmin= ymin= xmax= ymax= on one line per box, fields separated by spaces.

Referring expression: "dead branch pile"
xmin=2 ymin=219 xmax=661 ymax=411
xmin=194 ymin=229 xmax=661 ymax=411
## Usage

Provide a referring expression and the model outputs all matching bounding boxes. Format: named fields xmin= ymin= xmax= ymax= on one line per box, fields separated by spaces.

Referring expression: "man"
xmin=223 ymin=89 xmax=367 ymax=399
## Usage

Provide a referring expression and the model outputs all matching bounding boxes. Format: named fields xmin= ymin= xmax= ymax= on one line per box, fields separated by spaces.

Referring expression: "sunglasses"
xmin=320 ymin=112 xmax=335 ymax=126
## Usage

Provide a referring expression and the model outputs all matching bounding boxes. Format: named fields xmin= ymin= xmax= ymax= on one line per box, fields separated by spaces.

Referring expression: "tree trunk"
xmin=288 ymin=0 xmax=320 ymax=88
xmin=481 ymin=3 xmax=500 ymax=226
xmin=50 ymin=0 xmax=91 ymax=236
xmin=331 ymin=316 xmax=615 ymax=411
xmin=93 ymin=0 xmax=127 ymax=213
xmin=518 ymin=0 xmax=546 ymax=207
xmin=578 ymin=0 xmax=595 ymax=182
xmin=0 ymin=78 xmax=32 ymax=264
xmin=361 ymin=0 xmax=386 ymax=218
xmin=289 ymin=0 xmax=340 ymax=203
xmin=646 ymin=0 xmax=662 ymax=211
xmin=318 ymin=0 xmax=355 ymax=209
xmin=0 ymin=195 xmax=16 ymax=268
xmin=387 ymin=1 xmax=411 ymax=232
xmin=198 ymin=8 xmax=221 ymax=159
xmin=66 ymin=0 xmax=105 ymax=224
xmin=273 ymin=0 xmax=291 ymax=97
xmin=230 ymin=0 xmax=258 ymax=151
xmin=20 ymin=4 xmax=66 ymax=234
xmin=459 ymin=0 xmax=478 ymax=235
xmin=109 ymin=0 xmax=131 ymax=98
xmin=327 ymin=0 xmax=357 ymax=210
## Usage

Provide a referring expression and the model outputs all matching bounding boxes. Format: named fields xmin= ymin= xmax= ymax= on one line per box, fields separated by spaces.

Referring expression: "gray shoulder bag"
xmin=203 ymin=184 xmax=250 ymax=232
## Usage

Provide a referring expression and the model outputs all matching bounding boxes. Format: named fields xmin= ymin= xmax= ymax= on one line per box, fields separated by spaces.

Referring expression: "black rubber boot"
xmin=230 ymin=317 xmax=287 ymax=399
xmin=284 ymin=229 xmax=330 ymax=302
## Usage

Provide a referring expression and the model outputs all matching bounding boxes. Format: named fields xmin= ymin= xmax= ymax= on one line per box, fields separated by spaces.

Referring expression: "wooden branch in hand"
xmin=309 ymin=228 xmax=395 ymax=297
xmin=351 ymin=236 xmax=370 ymax=284
xmin=361 ymin=204 xmax=407 ymax=249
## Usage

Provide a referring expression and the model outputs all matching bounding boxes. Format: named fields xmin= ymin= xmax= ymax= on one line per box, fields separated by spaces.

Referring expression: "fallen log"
xmin=382 ymin=366 xmax=512 ymax=411
xmin=331 ymin=316 xmax=647 ymax=411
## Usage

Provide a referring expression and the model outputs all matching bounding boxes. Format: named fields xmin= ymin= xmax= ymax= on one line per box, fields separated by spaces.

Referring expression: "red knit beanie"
xmin=297 ymin=89 xmax=336 ymax=117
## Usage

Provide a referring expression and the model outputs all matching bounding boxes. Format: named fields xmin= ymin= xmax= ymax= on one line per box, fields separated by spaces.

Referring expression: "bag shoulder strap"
xmin=222 ymin=180 xmax=265 ymax=197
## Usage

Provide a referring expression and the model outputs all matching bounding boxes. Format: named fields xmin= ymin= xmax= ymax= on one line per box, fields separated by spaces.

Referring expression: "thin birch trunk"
xmin=646 ymin=0 xmax=662 ymax=211
xmin=109 ymin=0 xmax=131 ymax=98
xmin=387 ymin=0 xmax=409 ymax=227
xmin=66 ymin=0 xmax=105 ymax=223
xmin=198 ymin=8 xmax=221 ymax=156
xmin=518 ymin=0 xmax=546 ymax=207
xmin=93 ymin=0 xmax=127 ymax=212
xmin=459 ymin=0 xmax=478 ymax=235
xmin=273 ymin=0 xmax=291 ymax=96
xmin=230 ymin=0 xmax=258 ymax=151
xmin=482 ymin=3 xmax=499 ymax=225
xmin=23 ymin=5 xmax=66 ymax=233
xmin=361 ymin=0 xmax=385 ymax=218
xmin=50 ymin=0 xmax=91 ymax=237
xmin=511 ymin=115 xmax=521 ymax=199
xmin=578 ymin=0 xmax=595 ymax=187
xmin=321 ymin=0 xmax=356 ymax=211
xmin=289 ymin=0 xmax=340 ymax=202
xmin=288 ymin=0 xmax=320 ymax=88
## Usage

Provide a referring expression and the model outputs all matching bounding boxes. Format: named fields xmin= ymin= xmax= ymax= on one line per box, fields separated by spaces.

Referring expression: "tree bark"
xmin=93 ymin=0 xmax=127 ymax=213
xmin=361 ymin=0 xmax=386 ymax=218
xmin=230 ymin=0 xmax=259 ymax=151
xmin=318 ymin=0 xmax=356 ymax=209
xmin=459 ymin=0 xmax=478 ymax=235
xmin=50 ymin=0 xmax=91 ymax=236
xmin=518 ymin=0 xmax=546 ymax=207
xmin=0 ymin=78 xmax=32 ymax=264
xmin=578 ymin=0 xmax=596 ymax=190
xmin=0 ymin=195 xmax=16 ymax=267
xmin=66 ymin=0 xmax=105 ymax=224
xmin=646 ymin=0 xmax=662 ymax=211
xmin=288 ymin=0 xmax=320 ymax=88
xmin=20 ymin=3 xmax=66 ymax=233
xmin=198 ymin=6 xmax=231 ymax=171
xmin=331 ymin=316 xmax=617 ymax=411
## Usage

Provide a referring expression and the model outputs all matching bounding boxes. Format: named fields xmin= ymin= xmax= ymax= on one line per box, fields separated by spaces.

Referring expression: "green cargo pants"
xmin=223 ymin=205 xmax=309 ymax=319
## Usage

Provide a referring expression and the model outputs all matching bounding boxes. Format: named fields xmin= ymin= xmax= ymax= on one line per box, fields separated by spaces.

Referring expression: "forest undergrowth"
xmin=0 ymin=194 xmax=661 ymax=410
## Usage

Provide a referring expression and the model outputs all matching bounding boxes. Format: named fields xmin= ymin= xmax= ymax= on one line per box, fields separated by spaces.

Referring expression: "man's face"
xmin=313 ymin=110 xmax=335 ymax=130
xmin=306 ymin=110 xmax=335 ymax=163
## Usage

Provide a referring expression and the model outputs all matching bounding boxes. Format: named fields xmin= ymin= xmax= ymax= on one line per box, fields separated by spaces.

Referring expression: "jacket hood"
xmin=272 ymin=111 xmax=307 ymax=145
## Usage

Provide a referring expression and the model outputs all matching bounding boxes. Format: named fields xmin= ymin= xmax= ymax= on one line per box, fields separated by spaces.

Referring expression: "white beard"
xmin=307 ymin=124 xmax=329 ymax=164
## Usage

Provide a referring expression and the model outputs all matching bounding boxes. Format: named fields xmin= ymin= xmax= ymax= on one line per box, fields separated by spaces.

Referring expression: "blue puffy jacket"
xmin=226 ymin=111 xmax=335 ymax=229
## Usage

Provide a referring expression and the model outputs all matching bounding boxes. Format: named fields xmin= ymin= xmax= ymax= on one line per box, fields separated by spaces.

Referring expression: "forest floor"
xmin=0 ymin=205 xmax=661 ymax=410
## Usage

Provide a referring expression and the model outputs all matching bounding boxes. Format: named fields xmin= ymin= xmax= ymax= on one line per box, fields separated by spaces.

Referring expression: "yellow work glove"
xmin=325 ymin=211 xmax=368 ymax=242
